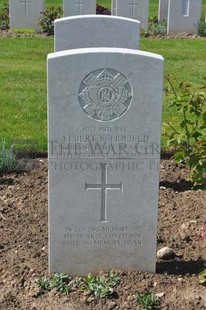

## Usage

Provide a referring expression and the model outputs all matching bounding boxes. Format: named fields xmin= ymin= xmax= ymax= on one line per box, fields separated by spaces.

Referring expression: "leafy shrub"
xmin=197 ymin=20 xmax=206 ymax=37
xmin=141 ymin=16 xmax=167 ymax=37
xmin=149 ymin=20 xmax=167 ymax=36
xmin=163 ymin=76 xmax=206 ymax=188
xmin=39 ymin=6 xmax=63 ymax=35
xmin=0 ymin=139 xmax=19 ymax=173
xmin=0 ymin=3 xmax=9 ymax=30
xmin=39 ymin=4 xmax=111 ymax=35
xmin=96 ymin=4 xmax=111 ymax=15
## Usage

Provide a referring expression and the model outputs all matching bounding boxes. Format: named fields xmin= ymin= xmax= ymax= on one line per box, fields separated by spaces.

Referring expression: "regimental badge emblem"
xmin=78 ymin=68 xmax=133 ymax=121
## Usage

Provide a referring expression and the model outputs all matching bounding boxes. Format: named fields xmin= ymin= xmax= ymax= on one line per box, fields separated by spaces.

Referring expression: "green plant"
xmin=0 ymin=139 xmax=18 ymax=173
xmin=96 ymin=3 xmax=111 ymax=14
xmin=199 ymin=268 xmax=206 ymax=285
xmin=39 ymin=6 xmax=63 ymax=35
xmin=36 ymin=276 xmax=52 ymax=291
xmin=163 ymin=76 xmax=206 ymax=188
xmin=141 ymin=16 xmax=167 ymax=37
xmin=149 ymin=20 xmax=167 ymax=36
xmin=0 ymin=3 xmax=9 ymax=30
xmin=36 ymin=273 xmax=72 ymax=294
xmin=197 ymin=20 xmax=206 ymax=37
xmin=137 ymin=291 xmax=160 ymax=310
xmin=13 ymin=29 xmax=36 ymax=35
xmin=84 ymin=270 xmax=119 ymax=298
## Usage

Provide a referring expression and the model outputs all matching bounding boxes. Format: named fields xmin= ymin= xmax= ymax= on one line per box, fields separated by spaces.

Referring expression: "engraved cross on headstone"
xmin=128 ymin=0 xmax=139 ymax=17
xmin=85 ymin=163 xmax=123 ymax=222
xmin=20 ymin=0 xmax=32 ymax=15
xmin=74 ymin=0 xmax=85 ymax=14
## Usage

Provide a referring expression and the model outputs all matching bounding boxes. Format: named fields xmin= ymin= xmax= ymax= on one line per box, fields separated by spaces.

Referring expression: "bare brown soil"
xmin=0 ymin=158 xmax=206 ymax=310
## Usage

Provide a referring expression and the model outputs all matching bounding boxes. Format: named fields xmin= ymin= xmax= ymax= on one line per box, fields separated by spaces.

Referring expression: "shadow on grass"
xmin=156 ymin=259 xmax=205 ymax=275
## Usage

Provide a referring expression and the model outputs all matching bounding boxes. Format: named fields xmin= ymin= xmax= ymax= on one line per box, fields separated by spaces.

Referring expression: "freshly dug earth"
xmin=0 ymin=158 xmax=205 ymax=310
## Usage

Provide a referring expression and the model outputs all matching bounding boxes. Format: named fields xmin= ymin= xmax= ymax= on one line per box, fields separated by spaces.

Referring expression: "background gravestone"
xmin=63 ymin=0 xmax=96 ymax=17
xmin=9 ymin=0 xmax=45 ymax=30
xmin=115 ymin=0 xmax=149 ymax=29
xmin=54 ymin=15 xmax=140 ymax=52
xmin=112 ymin=0 xmax=117 ymax=15
xmin=167 ymin=0 xmax=202 ymax=34
xmin=48 ymin=47 xmax=164 ymax=275
xmin=158 ymin=0 xmax=169 ymax=22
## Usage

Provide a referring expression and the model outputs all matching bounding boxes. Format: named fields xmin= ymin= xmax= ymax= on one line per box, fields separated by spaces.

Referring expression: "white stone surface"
xmin=48 ymin=47 xmax=164 ymax=275
xmin=63 ymin=0 xmax=96 ymax=17
xmin=9 ymin=0 xmax=45 ymax=30
xmin=116 ymin=0 xmax=149 ymax=29
xmin=157 ymin=247 xmax=174 ymax=259
xmin=158 ymin=0 xmax=169 ymax=21
xmin=112 ymin=0 xmax=117 ymax=15
xmin=167 ymin=0 xmax=202 ymax=34
xmin=54 ymin=15 xmax=140 ymax=52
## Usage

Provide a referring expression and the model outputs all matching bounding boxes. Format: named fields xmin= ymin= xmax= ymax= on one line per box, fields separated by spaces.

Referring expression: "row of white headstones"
xmin=9 ymin=0 xmax=204 ymax=34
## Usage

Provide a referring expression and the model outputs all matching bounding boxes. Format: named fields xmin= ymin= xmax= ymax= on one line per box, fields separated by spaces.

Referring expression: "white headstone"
xmin=9 ymin=0 xmax=45 ymax=30
xmin=63 ymin=0 xmax=96 ymax=17
xmin=48 ymin=47 xmax=164 ymax=275
xmin=167 ymin=0 xmax=202 ymax=34
xmin=54 ymin=15 xmax=140 ymax=52
xmin=116 ymin=0 xmax=149 ymax=29
xmin=158 ymin=0 xmax=169 ymax=22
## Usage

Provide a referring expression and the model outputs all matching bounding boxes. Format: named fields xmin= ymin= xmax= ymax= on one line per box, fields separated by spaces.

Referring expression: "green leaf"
xmin=202 ymin=112 xmax=206 ymax=123
xmin=174 ymin=152 xmax=185 ymax=163
xmin=199 ymin=269 xmax=206 ymax=285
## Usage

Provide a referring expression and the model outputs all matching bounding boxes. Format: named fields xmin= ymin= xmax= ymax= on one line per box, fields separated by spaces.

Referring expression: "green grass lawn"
xmin=0 ymin=0 xmax=206 ymax=151
xmin=0 ymin=37 xmax=53 ymax=150
xmin=141 ymin=38 xmax=206 ymax=85
xmin=0 ymin=36 xmax=205 ymax=151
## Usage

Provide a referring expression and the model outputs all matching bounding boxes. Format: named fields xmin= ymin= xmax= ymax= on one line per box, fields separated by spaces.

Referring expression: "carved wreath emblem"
xmin=78 ymin=68 xmax=133 ymax=121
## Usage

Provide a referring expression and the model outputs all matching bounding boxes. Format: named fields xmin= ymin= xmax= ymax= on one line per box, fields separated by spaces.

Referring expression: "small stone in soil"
xmin=157 ymin=247 xmax=175 ymax=259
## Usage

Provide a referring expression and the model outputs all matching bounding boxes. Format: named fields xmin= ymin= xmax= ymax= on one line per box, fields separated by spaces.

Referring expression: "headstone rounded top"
xmin=55 ymin=14 xmax=141 ymax=25
xmin=54 ymin=15 xmax=141 ymax=52
xmin=48 ymin=47 xmax=164 ymax=62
